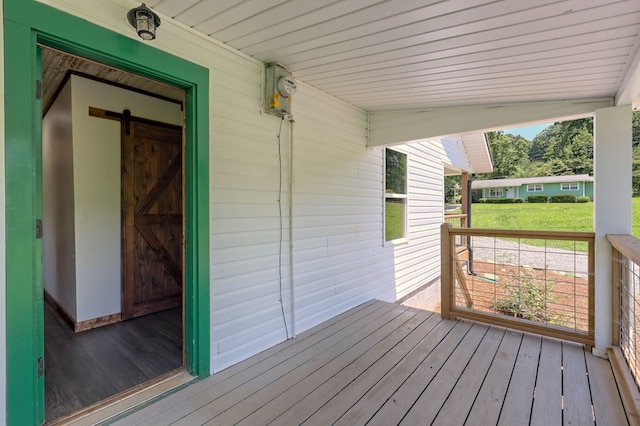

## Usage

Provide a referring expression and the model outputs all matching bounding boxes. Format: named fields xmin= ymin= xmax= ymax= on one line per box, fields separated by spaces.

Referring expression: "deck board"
xmin=356 ymin=321 xmax=474 ymax=426
xmin=203 ymin=307 xmax=421 ymax=425
xmin=562 ymin=341 xmax=594 ymax=425
xmin=432 ymin=326 xmax=506 ymax=425
xmin=114 ymin=300 xmax=630 ymax=426
xmin=586 ymin=352 xmax=628 ymax=425
xmin=465 ymin=329 xmax=522 ymax=425
xmin=530 ymin=337 xmax=563 ymax=426
xmin=168 ymin=303 xmax=406 ymax=425
xmin=292 ymin=312 xmax=448 ymax=425
xmin=130 ymin=300 xmax=391 ymax=425
xmin=238 ymin=310 xmax=437 ymax=425
xmin=497 ymin=333 xmax=542 ymax=425
xmin=398 ymin=323 xmax=490 ymax=425
xmin=305 ymin=316 xmax=458 ymax=425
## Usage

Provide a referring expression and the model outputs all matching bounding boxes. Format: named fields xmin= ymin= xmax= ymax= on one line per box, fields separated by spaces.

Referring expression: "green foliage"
xmin=633 ymin=145 xmax=640 ymax=194
xmin=444 ymin=175 xmax=461 ymax=203
xmin=633 ymin=111 xmax=640 ymax=147
xmin=479 ymin=132 xmax=530 ymax=179
xmin=479 ymin=198 xmax=523 ymax=204
xmin=576 ymin=196 xmax=591 ymax=203
xmin=385 ymin=148 xmax=406 ymax=194
xmin=550 ymin=194 xmax=577 ymax=203
xmin=481 ymin=116 xmax=640 ymax=191
xmin=493 ymin=276 xmax=556 ymax=323
xmin=527 ymin=195 xmax=548 ymax=203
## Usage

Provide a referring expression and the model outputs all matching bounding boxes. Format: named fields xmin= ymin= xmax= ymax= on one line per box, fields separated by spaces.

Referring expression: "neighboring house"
xmin=472 ymin=175 xmax=594 ymax=201
xmin=2 ymin=1 xmax=639 ymax=425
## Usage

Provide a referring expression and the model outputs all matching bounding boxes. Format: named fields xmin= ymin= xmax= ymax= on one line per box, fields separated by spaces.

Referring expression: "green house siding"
xmin=522 ymin=181 xmax=594 ymax=200
xmin=482 ymin=187 xmax=509 ymax=198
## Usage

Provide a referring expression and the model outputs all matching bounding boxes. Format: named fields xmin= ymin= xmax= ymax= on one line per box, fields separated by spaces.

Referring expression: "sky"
xmin=502 ymin=123 xmax=552 ymax=140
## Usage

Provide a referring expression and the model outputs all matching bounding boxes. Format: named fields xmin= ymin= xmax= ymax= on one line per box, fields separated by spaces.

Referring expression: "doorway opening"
xmin=41 ymin=46 xmax=187 ymax=423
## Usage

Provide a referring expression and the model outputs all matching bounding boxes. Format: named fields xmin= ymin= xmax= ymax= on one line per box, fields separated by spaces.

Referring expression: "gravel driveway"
xmin=469 ymin=236 xmax=589 ymax=277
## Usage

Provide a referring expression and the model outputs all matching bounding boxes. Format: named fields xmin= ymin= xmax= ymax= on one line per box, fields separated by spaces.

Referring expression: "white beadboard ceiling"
xmin=147 ymin=0 xmax=640 ymax=112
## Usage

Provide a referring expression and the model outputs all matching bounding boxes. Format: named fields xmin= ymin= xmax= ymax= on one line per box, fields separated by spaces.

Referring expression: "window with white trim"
xmin=385 ymin=148 xmax=407 ymax=242
xmin=489 ymin=188 xmax=503 ymax=197
xmin=527 ymin=184 xmax=543 ymax=192
xmin=561 ymin=182 xmax=579 ymax=191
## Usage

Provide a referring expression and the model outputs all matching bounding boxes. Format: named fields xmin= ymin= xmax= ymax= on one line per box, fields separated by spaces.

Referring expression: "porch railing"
xmin=444 ymin=213 xmax=467 ymax=228
xmin=608 ymin=234 xmax=640 ymax=396
xmin=441 ymin=223 xmax=595 ymax=349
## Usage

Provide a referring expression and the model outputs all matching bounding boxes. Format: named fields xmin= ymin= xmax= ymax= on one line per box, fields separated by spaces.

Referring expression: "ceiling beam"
xmin=367 ymin=98 xmax=614 ymax=147
xmin=615 ymin=32 xmax=640 ymax=108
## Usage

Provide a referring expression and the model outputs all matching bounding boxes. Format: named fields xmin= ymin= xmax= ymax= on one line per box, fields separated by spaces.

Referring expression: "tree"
xmin=482 ymin=131 xmax=530 ymax=179
xmin=633 ymin=111 xmax=640 ymax=147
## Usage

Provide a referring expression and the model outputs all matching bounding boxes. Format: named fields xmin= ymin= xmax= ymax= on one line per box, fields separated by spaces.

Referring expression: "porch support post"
xmin=461 ymin=172 xmax=469 ymax=215
xmin=594 ymin=105 xmax=632 ymax=356
xmin=461 ymin=172 xmax=469 ymax=228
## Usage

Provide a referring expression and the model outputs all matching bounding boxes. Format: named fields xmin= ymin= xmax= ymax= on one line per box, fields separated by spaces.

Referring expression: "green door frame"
xmin=4 ymin=2 xmax=210 ymax=424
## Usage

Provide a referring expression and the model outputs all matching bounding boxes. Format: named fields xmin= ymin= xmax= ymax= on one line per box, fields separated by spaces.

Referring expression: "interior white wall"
xmin=70 ymin=75 xmax=182 ymax=322
xmin=594 ymin=105 xmax=633 ymax=354
xmin=0 ymin=4 xmax=6 ymax=422
xmin=43 ymin=80 xmax=77 ymax=318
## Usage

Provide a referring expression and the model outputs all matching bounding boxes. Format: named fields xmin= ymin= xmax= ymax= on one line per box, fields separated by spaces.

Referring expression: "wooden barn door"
xmin=121 ymin=112 xmax=184 ymax=320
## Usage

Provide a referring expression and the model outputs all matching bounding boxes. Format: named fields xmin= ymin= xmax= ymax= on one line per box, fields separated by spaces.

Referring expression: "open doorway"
xmin=41 ymin=47 xmax=186 ymax=423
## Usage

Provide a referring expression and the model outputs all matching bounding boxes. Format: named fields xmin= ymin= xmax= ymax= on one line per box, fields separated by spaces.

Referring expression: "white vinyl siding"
xmin=10 ymin=0 xmax=476 ymax=377
xmin=527 ymin=184 xmax=543 ymax=192
xmin=561 ymin=182 xmax=579 ymax=190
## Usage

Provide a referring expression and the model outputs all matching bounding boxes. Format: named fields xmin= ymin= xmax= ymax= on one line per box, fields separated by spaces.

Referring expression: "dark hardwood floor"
xmin=44 ymin=299 xmax=183 ymax=423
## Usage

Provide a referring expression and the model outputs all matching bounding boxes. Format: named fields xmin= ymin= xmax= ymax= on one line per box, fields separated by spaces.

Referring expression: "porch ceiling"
xmin=148 ymin=0 xmax=640 ymax=114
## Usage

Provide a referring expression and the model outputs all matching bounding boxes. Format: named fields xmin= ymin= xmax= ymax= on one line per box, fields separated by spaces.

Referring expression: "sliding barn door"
xmin=122 ymin=119 xmax=183 ymax=319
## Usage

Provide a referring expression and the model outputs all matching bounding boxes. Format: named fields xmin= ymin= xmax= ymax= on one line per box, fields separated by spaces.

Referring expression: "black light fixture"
xmin=127 ymin=3 xmax=161 ymax=41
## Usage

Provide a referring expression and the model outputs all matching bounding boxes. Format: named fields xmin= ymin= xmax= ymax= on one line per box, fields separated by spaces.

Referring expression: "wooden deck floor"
xmin=114 ymin=300 xmax=628 ymax=425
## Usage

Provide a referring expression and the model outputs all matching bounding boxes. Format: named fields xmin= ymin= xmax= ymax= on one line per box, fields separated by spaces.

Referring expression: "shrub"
xmin=493 ymin=276 xmax=558 ymax=324
xmin=550 ymin=194 xmax=577 ymax=203
xmin=576 ymin=196 xmax=591 ymax=203
xmin=479 ymin=198 xmax=524 ymax=204
xmin=527 ymin=195 xmax=548 ymax=203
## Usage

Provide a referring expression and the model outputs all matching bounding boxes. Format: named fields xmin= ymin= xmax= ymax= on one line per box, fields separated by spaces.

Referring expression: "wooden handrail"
xmin=444 ymin=213 xmax=468 ymax=219
xmin=607 ymin=234 xmax=640 ymax=265
xmin=452 ymin=227 xmax=594 ymax=241
xmin=607 ymin=234 xmax=640 ymax=420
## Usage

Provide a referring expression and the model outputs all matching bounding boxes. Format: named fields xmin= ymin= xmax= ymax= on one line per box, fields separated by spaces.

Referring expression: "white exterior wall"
xmin=385 ymin=138 xmax=471 ymax=306
xmin=12 ymin=0 xmax=477 ymax=378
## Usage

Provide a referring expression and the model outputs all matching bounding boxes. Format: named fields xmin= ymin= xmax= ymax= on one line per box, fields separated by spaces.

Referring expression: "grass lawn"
xmin=466 ymin=198 xmax=640 ymax=251
xmin=385 ymin=199 xmax=405 ymax=241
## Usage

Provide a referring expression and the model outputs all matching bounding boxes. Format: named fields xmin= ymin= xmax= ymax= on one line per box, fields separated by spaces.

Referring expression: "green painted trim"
xmin=4 ymin=19 xmax=42 ymax=426
xmin=4 ymin=1 xmax=210 ymax=423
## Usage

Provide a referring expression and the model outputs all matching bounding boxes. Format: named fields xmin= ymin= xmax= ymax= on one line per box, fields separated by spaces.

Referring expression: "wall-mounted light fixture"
xmin=127 ymin=3 xmax=161 ymax=41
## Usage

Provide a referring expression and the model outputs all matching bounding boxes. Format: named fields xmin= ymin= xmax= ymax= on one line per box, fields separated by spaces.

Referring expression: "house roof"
xmin=461 ymin=133 xmax=493 ymax=174
xmin=150 ymin=0 xmax=640 ymax=122
xmin=471 ymin=174 xmax=594 ymax=189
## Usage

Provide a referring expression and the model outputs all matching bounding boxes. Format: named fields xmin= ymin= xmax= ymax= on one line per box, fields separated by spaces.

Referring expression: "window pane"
xmin=386 ymin=149 xmax=407 ymax=194
xmin=385 ymin=198 xmax=406 ymax=241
